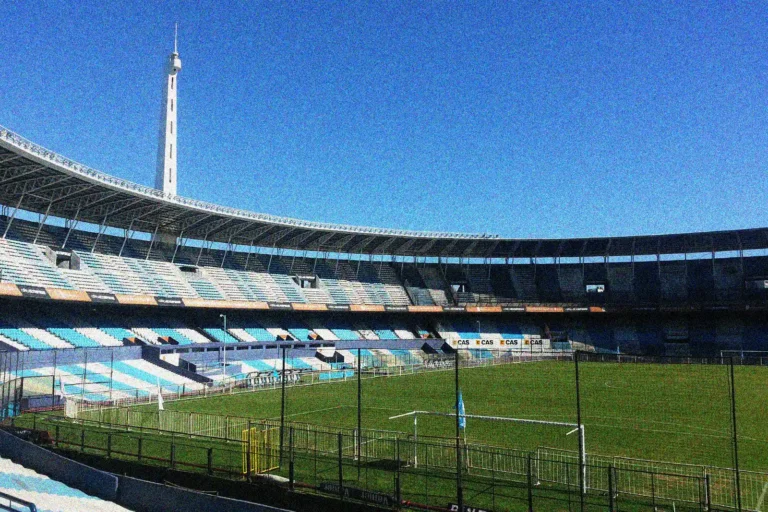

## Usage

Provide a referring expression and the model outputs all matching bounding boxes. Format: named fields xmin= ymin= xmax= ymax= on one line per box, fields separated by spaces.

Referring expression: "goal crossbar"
xmin=388 ymin=410 xmax=578 ymax=428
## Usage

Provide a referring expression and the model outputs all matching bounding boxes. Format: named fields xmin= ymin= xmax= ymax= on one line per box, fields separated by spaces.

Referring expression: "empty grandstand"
xmin=0 ymin=81 xmax=766 ymax=512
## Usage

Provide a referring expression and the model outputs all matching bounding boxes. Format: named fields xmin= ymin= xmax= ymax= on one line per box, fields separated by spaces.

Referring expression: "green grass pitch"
xmin=140 ymin=360 xmax=768 ymax=472
xmin=18 ymin=359 xmax=768 ymax=511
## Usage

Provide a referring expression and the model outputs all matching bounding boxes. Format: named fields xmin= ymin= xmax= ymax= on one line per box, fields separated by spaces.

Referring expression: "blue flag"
xmin=454 ymin=390 xmax=466 ymax=430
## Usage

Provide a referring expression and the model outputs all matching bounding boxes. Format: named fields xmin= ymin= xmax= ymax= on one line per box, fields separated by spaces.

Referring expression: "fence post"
xmin=207 ymin=447 xmax=213 ymax=476
xmin=280 ymin=346 xmax=287 ymax=467
xmin=527 ymin=453 xmax=534 ymax=512
xmin=338 ymin=432 xmax=344 ymax=500
xmin=705 ymin=473 xmax=711 ymax=511
xmin=395 ymin=438 xmax=401 ymax=507
xmin=246 ymin=421 xmax=252 ymax=477
xmin=80 ymin=428 xmax=85 ymax=453
xmin=170 ymin=442 xmax=176 ymax=469
xmin=55 ymin=425 xmax=59 ymax=448
xmin=729 ymin=357 xmax=742 ymax=512
xmin=289 ymin=427 xmax=295 ymax=490
xmin=608 ymin=465 xmax=615 ymax=512
xmin=107 ymin=434 xmax=112 ymax=459
xmin=138 ymin=437 xmax=143 ymax=462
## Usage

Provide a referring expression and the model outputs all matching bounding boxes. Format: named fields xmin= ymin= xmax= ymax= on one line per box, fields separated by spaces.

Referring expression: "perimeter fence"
xmin=10 ymin=413 xmax=721 ymax=512
xmin=4 ymin=349 xmax=768 ymax=511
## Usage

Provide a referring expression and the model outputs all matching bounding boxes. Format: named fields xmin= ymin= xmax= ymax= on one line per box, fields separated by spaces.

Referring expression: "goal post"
xmin=719 ymin=350 xmax=768 ymax=364
xmin=389 ymin=410 xmax=587 ymax=493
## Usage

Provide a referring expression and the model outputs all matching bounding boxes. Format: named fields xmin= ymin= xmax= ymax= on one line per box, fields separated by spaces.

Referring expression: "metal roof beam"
xmin=438 ymin=238 xmax=462 ymax=258
xmin=485 ymin=239 xmax=501 ymax=258
xmin=0 ymin=154 xmax=24 ymax=165
xmin=368 ymin=235 xmax=401 ymax=255
xmin=71 ymin=191 xmax=128 ymax=213
xmin=0 ymin=164 xmax=47 ymax=182
xmin=261 ymin=227 xmax=296 ymax=247
xmin=312 ymin=231 xmax=340 ymax=251
xmin=282 ymin=229 xmax=317 ymax=248
xmin=235 ymin=223 xmax=277 ymax=244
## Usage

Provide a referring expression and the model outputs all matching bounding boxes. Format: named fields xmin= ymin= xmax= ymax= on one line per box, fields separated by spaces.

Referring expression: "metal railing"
xmin=0 ymin=489 xmax=37 ymax=512
xmin=16 ymin=414 xmax=732 ymax=512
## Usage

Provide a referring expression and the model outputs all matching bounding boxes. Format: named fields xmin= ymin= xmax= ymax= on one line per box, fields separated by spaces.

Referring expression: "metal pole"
xmin=51 ymin=350 xmax=57 ymax=410
xmin=455 ymin=349 xmax=463 ymax=511
xmin=289 ymin=426 xmax=295 ymax=490
xmin=608 ymin=465 xmax=615 ymax=512
xmin=1 ymin=353 xmax=7 ymax=419
xmin=246 ymin=420 xmax=252 ymax=477
xmin=280 ymin=345 xmax=287 ymax=465
xmin=219 ymin=314 xmax=227 ymax=376
xmin=357 ymin=347 xmax=362 ymax=478
xmin=730 ymin=357 xmax=742 ymax=512
xmin=414 ymin=413 xmax=418 ymax=468
xmin=527 ymin=453 xmax=534 ymax=512
xmin=81 ymin=349 xmax=88 ymax=402
xmin=575 ymin=351 xmax=586 ymax=510
xmin=109 ymin=351 xmax=114 ymax=402
xmin=338 ymin=432 xmax=344 ymax=499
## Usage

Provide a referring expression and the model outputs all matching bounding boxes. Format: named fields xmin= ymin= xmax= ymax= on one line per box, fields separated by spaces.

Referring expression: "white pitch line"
xmin=268 ymin=404 xmax=345 ymax=420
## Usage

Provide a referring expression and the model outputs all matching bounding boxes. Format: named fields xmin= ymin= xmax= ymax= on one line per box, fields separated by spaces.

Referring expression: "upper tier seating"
xmin=417 ymin=267 xmax=451 ymax=305
xmin=0 ymin=217 xmax=761 ymax=307
xmin=0 ymin=238 xmax=74 ymax=289
xmin=76 ymin=252 xmax=198 ymax=298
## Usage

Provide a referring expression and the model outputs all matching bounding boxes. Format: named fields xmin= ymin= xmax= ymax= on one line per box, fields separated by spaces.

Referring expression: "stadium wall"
xmin=0 ymin=428 xmax=119 ymax=501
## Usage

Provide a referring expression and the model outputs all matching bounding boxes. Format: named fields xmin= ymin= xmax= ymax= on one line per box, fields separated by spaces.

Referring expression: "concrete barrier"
xmin=0 ymin=428 xmax=118 ymax=501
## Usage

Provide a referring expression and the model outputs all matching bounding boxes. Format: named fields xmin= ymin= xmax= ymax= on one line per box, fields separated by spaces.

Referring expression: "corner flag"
xmin=454 ymin=390 xmax=466 ymax=430
xmin=156 ymin=378 xmax=164 ymax=411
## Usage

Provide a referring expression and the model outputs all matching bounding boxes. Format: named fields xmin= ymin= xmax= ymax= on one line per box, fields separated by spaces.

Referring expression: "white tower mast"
xmin=155 ymin=23 xmax=182 ymax=195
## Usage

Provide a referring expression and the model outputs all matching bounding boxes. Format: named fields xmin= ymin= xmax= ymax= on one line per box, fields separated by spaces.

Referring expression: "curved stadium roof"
xmin=0 ymin=125 xmax=766 ymax=259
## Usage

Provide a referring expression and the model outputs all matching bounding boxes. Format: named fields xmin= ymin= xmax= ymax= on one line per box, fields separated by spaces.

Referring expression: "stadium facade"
xmin=0 ymin=120 xmax=766 ymax=360
xmin=0 ymin=41 xmax=767 ymax=512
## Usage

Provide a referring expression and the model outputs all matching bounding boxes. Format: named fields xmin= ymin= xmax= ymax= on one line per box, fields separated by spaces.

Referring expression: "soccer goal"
xmin=389 ymin=410 xmax=587 ymax=493
xmin=720 ymin=350 xmax=768 ymax=364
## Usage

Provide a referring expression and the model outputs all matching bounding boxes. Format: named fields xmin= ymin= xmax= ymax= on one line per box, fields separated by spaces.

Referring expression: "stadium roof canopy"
xmin=1 ymin=126 xmax=766 ymax=259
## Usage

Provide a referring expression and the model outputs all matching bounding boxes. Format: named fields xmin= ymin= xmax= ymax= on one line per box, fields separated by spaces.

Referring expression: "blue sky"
xmin=1 ymin=1 xmax=766 ymax=239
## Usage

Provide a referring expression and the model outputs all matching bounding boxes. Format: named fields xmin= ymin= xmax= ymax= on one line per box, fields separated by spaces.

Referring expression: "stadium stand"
xmin=0 ymin=216 xmax=766 ymax=311
xmin=0 ymin=455 xmax=130 ymax=512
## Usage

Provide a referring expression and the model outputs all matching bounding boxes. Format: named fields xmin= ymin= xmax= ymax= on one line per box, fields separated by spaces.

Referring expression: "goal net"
xmin=388 ymin=410 xmax=586 ymax=492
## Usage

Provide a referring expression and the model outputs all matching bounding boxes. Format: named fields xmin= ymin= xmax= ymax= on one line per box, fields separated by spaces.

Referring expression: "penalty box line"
xmin=267 ymin=404 xmax=347 ymax=421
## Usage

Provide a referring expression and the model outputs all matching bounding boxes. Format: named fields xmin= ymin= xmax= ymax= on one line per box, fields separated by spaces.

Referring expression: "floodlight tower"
xmin=155 ymin=24 xmax=182 ymax=196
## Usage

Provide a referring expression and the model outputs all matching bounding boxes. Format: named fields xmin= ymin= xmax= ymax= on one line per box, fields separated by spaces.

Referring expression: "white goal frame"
xmin=389 ymin=410 xmax=587 ymax=493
